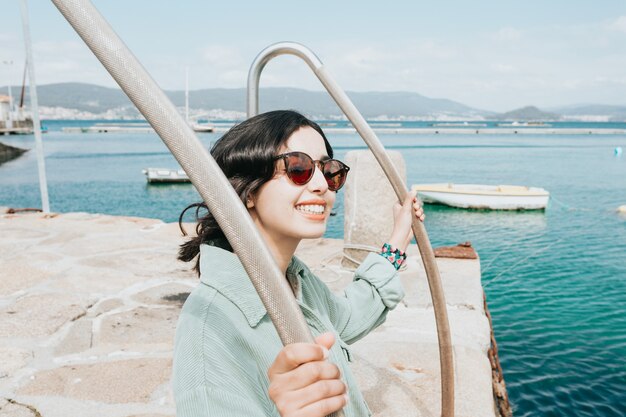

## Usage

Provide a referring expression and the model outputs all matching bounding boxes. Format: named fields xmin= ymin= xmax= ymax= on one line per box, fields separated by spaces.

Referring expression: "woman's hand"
xmin=387 ymin=190 xmax=425 ymax=253
xmin=268 ymin=332 xmax=348 ymax=417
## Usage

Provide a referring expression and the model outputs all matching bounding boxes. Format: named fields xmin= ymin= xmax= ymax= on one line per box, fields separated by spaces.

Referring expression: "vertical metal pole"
xmin=20 ymin=0 xmax=50 ymax=213
xmin=185 ymin=66 xmax=189 ymax=123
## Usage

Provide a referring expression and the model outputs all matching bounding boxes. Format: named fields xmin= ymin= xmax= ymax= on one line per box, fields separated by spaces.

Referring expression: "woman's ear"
xmin=245 ymin=193 xmax=255 ymax=209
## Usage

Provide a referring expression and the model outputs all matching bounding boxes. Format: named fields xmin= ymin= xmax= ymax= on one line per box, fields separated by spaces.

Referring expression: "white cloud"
xmin=492 ymin=63 xmax=516 ymax=73
xmin=608 ymin=16 xmax=626 ymax=33
xmin=200 ymin=45 xmax=244 ymax=68
xmin=495 ymin=27 xmax=522 ymax=42
xmin=0 ymin=33 xmax=17 ymax=43
xmin=218 ymin=69 xmax=248 ymax=86
xmin=336 ymin=46 xmax=387 ymax=73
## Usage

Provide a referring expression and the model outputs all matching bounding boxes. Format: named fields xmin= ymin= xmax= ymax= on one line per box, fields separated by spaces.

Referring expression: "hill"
xmin=3 ymin=82 xmax=490 ymax=119
xmin=495 ymin=106 xmax=560 ymax=121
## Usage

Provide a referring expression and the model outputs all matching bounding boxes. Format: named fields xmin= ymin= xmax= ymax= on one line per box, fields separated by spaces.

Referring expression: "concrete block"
xmin=0 ymin=346 xmax=32 ymax=377
xmin=350 ymin=306 xmax=494 ymax=417
xmin=0 ymin=398 xmax=37 ymax=417
xmin=132 ymin=283 xmax=193 ymax=307
xmin=0 ymin=261 xmax=49 ymax=297
xmin=55 ymin=317 xmax=93 ymax=356
xmin=88 ymin=298 xmax=124 ymax=318
xmin=17 ymin=358 xmax=172 ymax=404
xmin=342 ymin=150 xmax=406 ymax=268
xmin=0 ymin=294 xmax=86 ymax=338
xmin=95 ymin=307 xmax=179 ymax=348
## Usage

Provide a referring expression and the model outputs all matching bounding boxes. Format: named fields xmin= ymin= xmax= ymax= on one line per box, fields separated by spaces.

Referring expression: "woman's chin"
xmin=299 ymin=225 xmax=327 ymax=239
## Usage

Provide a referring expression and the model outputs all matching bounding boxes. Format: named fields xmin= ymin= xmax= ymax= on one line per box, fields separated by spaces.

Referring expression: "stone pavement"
xmin=0 ymin=209 xmax=496 ymax=417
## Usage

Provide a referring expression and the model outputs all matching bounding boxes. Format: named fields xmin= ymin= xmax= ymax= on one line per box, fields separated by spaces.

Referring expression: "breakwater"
xmin=0 ymin=142 xmax=27 ymax=166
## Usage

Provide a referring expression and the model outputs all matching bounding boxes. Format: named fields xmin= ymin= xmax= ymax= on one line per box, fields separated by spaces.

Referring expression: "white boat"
xmin=411 ymin=183 xmax=549 ymax=210
xmin=496 ymin=121 xmax=552 ymax=127
xmin=431 ymin=122 xmax=488 ymax=127
xmin=191 ymin=122 xmax=215 ymax=133
xmin=142 ymin=168 xmax=190 ymax=183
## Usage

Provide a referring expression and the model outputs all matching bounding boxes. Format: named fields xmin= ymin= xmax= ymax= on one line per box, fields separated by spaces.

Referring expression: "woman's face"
xmin=248 ymin=126 xmax=336 ymax=247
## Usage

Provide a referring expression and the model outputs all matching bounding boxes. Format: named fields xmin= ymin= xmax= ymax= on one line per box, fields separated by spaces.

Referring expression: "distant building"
xmin=0 ymin=95 xmax=10 ymax=123
xmin=0 ymin=94 xmax=33 ymax=134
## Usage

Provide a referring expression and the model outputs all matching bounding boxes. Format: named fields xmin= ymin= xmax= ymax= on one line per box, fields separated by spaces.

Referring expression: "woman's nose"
xmin=308 ymin=163 xmax=329 ymax=193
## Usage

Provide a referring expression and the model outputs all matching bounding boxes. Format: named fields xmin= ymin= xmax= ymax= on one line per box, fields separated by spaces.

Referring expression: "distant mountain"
xmin=551 ymin=104 xmax=626 ymax=121
xmin=494 ymin=106 xmax=560 ymax=121
xmin=3 ymin=82 xmax=490 ymax=119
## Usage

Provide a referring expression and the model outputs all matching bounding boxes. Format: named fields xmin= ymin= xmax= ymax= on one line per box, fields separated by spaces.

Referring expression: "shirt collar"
xmin=199 ymin=244 xmax=306 ymax=327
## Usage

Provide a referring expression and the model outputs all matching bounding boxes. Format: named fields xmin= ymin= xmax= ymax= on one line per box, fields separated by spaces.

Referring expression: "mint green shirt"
xmin=173 ymin=244 xmax=405 ymax=417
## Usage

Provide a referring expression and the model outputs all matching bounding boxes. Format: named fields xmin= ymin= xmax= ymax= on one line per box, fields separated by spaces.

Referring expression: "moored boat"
xmin=411 ymin=183 xmax=550 ymax=210
xmin=191 ymin=122 xmax=215 ymax=133
xmin=142 ymin=168 xmax=190 ymax=183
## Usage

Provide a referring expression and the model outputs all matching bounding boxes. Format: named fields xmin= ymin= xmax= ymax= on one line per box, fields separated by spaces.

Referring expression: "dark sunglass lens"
xmin=323 ymin=160 xmax=348 ymax=191
xmin=286 ymin=153 xmax=314 ymax=185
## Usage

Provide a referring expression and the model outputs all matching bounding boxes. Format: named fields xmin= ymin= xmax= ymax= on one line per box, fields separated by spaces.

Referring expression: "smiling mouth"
xmin=295 ymin=204 xmax=326 ymax=215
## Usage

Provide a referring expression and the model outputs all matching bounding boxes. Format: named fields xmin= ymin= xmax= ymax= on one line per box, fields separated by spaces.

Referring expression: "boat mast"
xmin=19 ymin=59 xmax=26 ymax=114
xmin=185 ymin=66 xmax=189 ymax=123
xmin=20 ymin=0 xmax=50 ymax=213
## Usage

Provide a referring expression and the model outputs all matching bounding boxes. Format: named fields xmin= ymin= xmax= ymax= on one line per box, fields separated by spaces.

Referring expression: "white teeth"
xmin=296 ymin=204 xmax=325 ymax=215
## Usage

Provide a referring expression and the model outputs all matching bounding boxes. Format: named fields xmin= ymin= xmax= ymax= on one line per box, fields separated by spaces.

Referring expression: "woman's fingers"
xmin=269 ymin=333 xmax=347 ymax=417
xmin=287 ymin=380 xmax=348 ymax=416
xmin=314 ymin=332 xmax=335 ymax=351
xmin=299 ymin=393 xmax=349 ymax=417
xmin=275 ymin=360 xmax=342 ymax=392
xmin=414 ymin=199 xmax=425 ymax=222
xmin=268 ymin=342 xmax=328 ymax=377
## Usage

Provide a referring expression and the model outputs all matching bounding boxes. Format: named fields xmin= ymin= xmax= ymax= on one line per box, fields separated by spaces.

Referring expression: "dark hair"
xmin=178 ymin=110 xmax=333 ymax=275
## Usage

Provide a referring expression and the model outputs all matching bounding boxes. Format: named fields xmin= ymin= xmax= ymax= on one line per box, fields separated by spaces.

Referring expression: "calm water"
xmin=1 ymin=121 xmax=626 ymax=416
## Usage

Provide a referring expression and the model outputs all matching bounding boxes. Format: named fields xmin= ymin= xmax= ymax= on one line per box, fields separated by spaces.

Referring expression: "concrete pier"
xmin=0 ymin=209 xmax=498 ymax=417
xmin=61 ymin=125 xmax=626 ymax=135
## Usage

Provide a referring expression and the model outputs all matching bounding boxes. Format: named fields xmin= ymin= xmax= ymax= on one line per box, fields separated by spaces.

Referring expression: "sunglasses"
xmin=274 ymin=151 xmax=350 ymax=191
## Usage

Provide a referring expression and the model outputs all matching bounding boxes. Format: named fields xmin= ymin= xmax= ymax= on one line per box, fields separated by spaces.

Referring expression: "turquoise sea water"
xmin=1 ymin=121 xmax=626 ymax=416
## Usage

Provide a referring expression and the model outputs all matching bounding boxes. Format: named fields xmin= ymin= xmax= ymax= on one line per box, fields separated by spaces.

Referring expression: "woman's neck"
xmin=262 ymin=234 xmax=299 ymax=275
xmin=249 ymin=209 xmax=300 ymax=275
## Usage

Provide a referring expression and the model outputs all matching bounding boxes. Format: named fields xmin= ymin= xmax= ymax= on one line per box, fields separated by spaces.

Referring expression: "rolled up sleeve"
xmin=354 ymin=252 xmax=405 ymax=309
xmin=316 ymin=252 xmax=405 ymax=345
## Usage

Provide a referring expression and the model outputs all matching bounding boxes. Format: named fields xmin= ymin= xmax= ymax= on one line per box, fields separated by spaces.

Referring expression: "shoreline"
xmin=59 ymin=125 xmax=626 ymax=135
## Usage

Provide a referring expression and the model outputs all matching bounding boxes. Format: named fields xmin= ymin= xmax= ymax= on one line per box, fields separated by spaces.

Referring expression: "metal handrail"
xmin=248 ymin=42 xmax=455 ymax=417
xmin=50 ymin=3 xmax=342 ymax=417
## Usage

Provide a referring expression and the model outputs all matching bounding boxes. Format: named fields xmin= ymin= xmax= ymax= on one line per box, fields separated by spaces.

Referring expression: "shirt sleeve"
xmin=316 ymin=252 xmax=405 ymax=345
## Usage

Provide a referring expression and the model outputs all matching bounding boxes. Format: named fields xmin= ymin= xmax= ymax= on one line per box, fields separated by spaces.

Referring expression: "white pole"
xmin=185 ymin=66 xmax=189 ymax=123
xmin=20 ymin=0 xmax=50 ymax=213
xmin=1 ymin=60 xmax=13 ymax=126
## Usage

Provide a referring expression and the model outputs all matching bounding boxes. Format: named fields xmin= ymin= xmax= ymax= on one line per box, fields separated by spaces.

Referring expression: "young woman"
xmin=173 ymin=110 xmax=424 ymax=417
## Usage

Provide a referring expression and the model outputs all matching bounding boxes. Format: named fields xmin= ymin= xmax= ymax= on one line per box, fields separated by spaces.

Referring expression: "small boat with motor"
xmin=411 ymin=183 xmax=550 ymax=210
xmin=142 ymin=168 xmax=190 ymax=183
xmin=191 ymin=122 xmax=215 ymax=133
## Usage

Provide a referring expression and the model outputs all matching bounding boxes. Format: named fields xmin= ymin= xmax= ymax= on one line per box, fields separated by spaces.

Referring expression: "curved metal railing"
xmin=247 ymin=42 xmax=455 ymax=417
xmin=49 ymin=2 xmax=343 ymax=416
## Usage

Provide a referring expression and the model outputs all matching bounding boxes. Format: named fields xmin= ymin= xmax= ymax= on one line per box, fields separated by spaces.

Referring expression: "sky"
xmin=1 ymin=0 xmax=626 ymax=112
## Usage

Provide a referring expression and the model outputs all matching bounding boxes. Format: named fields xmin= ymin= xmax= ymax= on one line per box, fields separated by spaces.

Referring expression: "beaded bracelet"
xmin=379 ymin=243 xmax=407 ymax=270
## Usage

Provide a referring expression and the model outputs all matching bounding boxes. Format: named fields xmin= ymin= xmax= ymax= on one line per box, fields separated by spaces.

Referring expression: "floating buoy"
xmin=618 ymin=205 xmax=626 ymax=214
xmin=615 ymin=147 xmax=623 ymax=156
